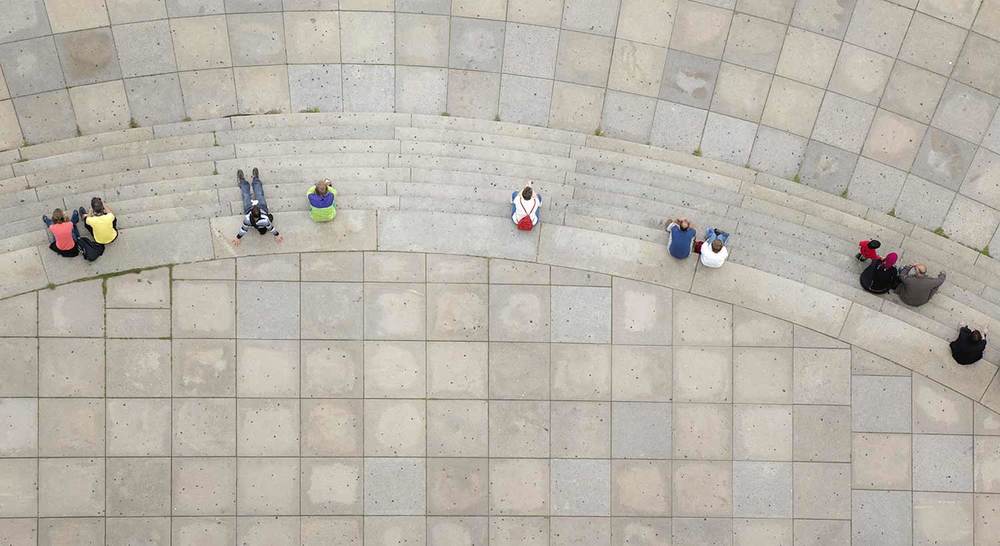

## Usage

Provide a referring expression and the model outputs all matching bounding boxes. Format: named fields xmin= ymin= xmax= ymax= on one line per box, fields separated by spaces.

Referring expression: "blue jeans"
xmin=239 ymin=175 xmax=268 ymax=214
xmin=43 ymin=210 xmax=80 ymax=243
xmin=705 ymin=227 xmax=729 ymax=245
xmin=510 ymin=191 xmax=541 ymax=220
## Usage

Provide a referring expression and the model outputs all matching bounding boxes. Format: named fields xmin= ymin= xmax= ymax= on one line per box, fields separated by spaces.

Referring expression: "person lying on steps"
xmin=233 ymin=168 xmax=284 ymax=246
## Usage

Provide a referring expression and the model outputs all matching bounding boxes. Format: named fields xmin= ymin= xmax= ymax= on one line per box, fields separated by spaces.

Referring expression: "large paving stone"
xmin=556 ymin=30 xmax=614 ymax=88
xmin=228 ymin=13 xmax=285 ymax=66
xmin=853 ymin=490 xmax=912 ymax=545
xmin=70 ymin=80 xmax=131 ymax=134
xmin=341 ymin=11 xmax=394 ymax=64
xmin=791 ymin=0 xmax=857 ymax=39
xmin=170 ymin=15 xmax=231 ymax=70
xmin=396 ymin=66 xmax=448 ymax=115
xmin=562 ymin=0 xmax=621 ymax=36
xmin=862 ymin=109 xmax=926 ymax=171
xmin=775 ymin=27 xmax=841 ymax=88
xmin=700 ymin=111 xmax=757 ymax=164
xmin=670 ymin=0 xmax=732 ymax=59
xmin=602 ymin=90 xmax=657 ymax=141
xmin=953 ymin=32 xmax=1000 ymax=97
xmin=124 ymin=73 xmax=186 ymax=126
xmin=113 ymin=21 xmax=176 ymax=78
xmin=711 ymin=63 xmax=771 ymax=122
xmin=284 ymin=12 xmax=340 ymax=64
xmin=0 ymin=0 xmax=51 ymax=42
xmin=723 ymin=14 xmax=785 ymax=72
xmin=649 ymin=99 xmax=707 ymax=151
xmin=504 ymin=23 xmax=559 ymax=79
xmin=844 ymin=0 xmax=912 ymax=56
xmin=798 ymin=139 xmax=859 ymax=194
xmin=673 ymin=459 xmax=732 ymax=515
xmin=447 ymin=69 xmax=500 ymax=119
xmin=449 ymin=17 xmax=503 ymax=71
xmin=894 ymin=174 xmax=954 ymax=228
xmin=234 ymin=65 xmax=290 ymax=114
xmin=551 ymin=459 xmax=610 ymax=515
xmin=900 ymin=12 xmax=968 ymax=76
xmin=761 ymin=76 xmax=824 ymax=138
xmin=498 ymin=74 xmax=553 ymax=126
xmin=0 ymin=37 xmax=64 ymax=97
xmin=882 ymin=62 xmax=948 ymax=124
xmin=812 ymin=92 xmax=876 ymax=153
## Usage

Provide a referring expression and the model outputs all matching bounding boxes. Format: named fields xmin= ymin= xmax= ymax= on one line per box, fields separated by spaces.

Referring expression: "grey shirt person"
xmin=894 ymin=264 xmax=945 ymax=306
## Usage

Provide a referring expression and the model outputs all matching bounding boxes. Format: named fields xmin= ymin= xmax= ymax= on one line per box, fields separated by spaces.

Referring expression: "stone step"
xmin=389 ymin=154 xmax=566 ymax=183
xmin=224 ymin=195 xmax=400 ymax=216
xmin=229 ymin=112 xmax=412 ymax=130
xmin=13 ymin=149 xmax=103 ymax=176
xmin=401 ymin=141 xmax=577 ymax=171
xmin=0 ymin=175 xmax=29 ymax=196
xmin=408 ymin=169 xmax=576 ymax=201
xmin=217 ymin=180 xmax=390 ymax=202
xmin=102 ymin=133 xmax=218 ymax=159
xmin=584 ymin=134 xmax=753 ymax=182
xmin=153 ymin=119 xmax=233 ymax=139
xmin=118 ymin=203 xmax=226 ymax=228
xmin=220 ymin=165 xmax=410 ymax=184
xmin=148 ymin=144 xmax=235 ymax=167
xmin=0 ymin=231 xmax=47 ymax=254
xmin=34 ymin=162 xmax=216 ymax=201
xmin=26 ymin=156 xmax=151 ymax=188
xmin=64 ymin=174 xmax=230 ymax=204
xmin=576 ymin=158 xmax=742 ymax=196
xmin=395 ymin=127 xmax=574 ymax=157
xmin=234 ymin=140 xmax=401 ymax=157
xmin=397 ymin=195 xmax=515 ymax=219
xmin=411 ymin=114 xmax=587 ymax=146
xmin=216 ymin=125 xmax=398 ymax=145
xmin=569 ymin=172 xmax=733 ymax=215
xmin=112 ymin=189 xmax=221 ymax=215
xmin=573 ymin=147 xmax=744 ymax=192
xmin=570 ymin=170 xmax=744 ymax=206
xmin=803 ymin=271 xmax=885 ymax=310
xmin=19 ymin=128 xmax=155 ymax=161
xmin=216 ymin=155 xmax=390 ymax=173
xmin=732 ymin=222 xmax=858 ymax=272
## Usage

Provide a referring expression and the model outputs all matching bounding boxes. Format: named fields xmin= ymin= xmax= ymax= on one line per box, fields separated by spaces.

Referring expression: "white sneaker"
xmin=251 ymin=199 xmax=259 ymax=206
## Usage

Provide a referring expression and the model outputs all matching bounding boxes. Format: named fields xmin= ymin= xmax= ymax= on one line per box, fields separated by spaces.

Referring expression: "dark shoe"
xmin=252 ymin=167 xmax=259 ymax=179
xmin=42 ymin=214 xmax=49 ymax=224
xmin=78 ymin=206 xmax=86 ymax=219
xmin=237 ymin=169 xmax=245 ymax=182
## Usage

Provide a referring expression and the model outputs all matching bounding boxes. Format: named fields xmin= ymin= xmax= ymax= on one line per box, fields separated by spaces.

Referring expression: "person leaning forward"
xmin=894 ymin=263 xmax=945 ymax=307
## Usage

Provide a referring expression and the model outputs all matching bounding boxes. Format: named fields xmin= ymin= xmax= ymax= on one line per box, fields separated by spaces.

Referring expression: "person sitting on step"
xmin=856 ymin=239 xmax=881 ymax=262
xmin=700 ymin=227 xmax=730 ymax=268
xmin=666 ymin=217 xmax=696 ymax=259
xmin=894 ymin=262 xmax=946 ymax=307
xmin=78 ymin=197 xmax=118 ymax=245
xmin=233 ymin=168 xmax=283 ymax=246
xmin=859 ymin=252 xmax=900 ymax=294
xmin=42 ymin=208 xmax=80 ymax=258
xmin=951 ymin=324 xmax=987 ymax=365
xmin=511 ymin=182 xmax=541 ymax=230
xmin=307 ymin=179 xmax=337 ymax=222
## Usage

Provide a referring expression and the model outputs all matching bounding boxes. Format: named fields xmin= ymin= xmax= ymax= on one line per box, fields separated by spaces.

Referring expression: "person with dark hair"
xmin=233 ymin=168 xmax=283 ymax=246
xmin=666 ymin=218 xmax=696 ymax=259
xmin=78 ymin=197 xmax=118 ymax=244
xmin=856 ymin=239 xmax=881 ymax=262
xmin=699 ymin=227 xmax=729 ymax=268
xmin=42 ymin=208 xmax=80 ymax=258
xmin=895 ymin=263 xmax=946 ymax=306
xmin=511 ymin=182 xmax=541 ymax=230
xmin=859 ymin=252 xmax=900 ymax=294
xmin=951 ymin=324 xmax=987 ymax=365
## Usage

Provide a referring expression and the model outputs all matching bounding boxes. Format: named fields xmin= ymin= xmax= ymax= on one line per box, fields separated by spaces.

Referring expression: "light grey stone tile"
xmin=39 ymin=519 xmax=104 ymax=544
xmin=844 ymin=0 xmax=913 ymax=56
xmin=733 ymin=461 xmax=792 ymax=517
xmin=426 ymin=341 xmax=487 ymax=398
xmin=799 ymin=139 xmax=860 ymax=194
xmin=288 ymin=64 xmax=342 ymax=113
xmin=895 ymin=174 xmax=955 ymax=228
xmin=881 ymin=61 xmax=948 ymax=124
xmin=488 ymin=284 xmax=549 ymax=342
xmin=601 ymin=90 xmax=656 ymax=142
xmin=775 ymin=27 xmax=840 ymax=88
xmin=39 ymin=338 xmax=104 ymax=397
xmin=237 ymin=398 xmax=300 ymax=456
xmin=738 ymin=0 xmax=794 ymax=21
xmin=45 ymin=0 xmax=109 ymax=32
xmin=508 ymin=0 xmax=562 ymax=26
xmin=612 ymin=401 xmax=671 ymax=458
xmin=165 ymin=0 xmax=224 ymax=16
xmin=852 ymin=375 xmax=912 ymax=432
xmin=793 ymin=462 xmax=851 ymax=519
xmin=723 ymin=14 xmax=786 ymax=72
xmin=672 ymin=518 xmax=731 ymax=546
xmin=498 ymin=74 xmax=553 ymax=126
xmin=552 ymin=344 xmax=611 ymax=400
xmin=942 ymin=194 xmax=1000 ymax=249
xmin=451 ymin=0 xmax=505 ymax=18
xmin=447 ymin=69 xmax=500 ymax=119
xmin=550 ymin=518 xmax=610 ymax=544
xmin=734 ymin=348 xmax=793 ymax=404
xmin=611 ymin=277 xmax=672 ymax=345
xmin=172 ymin=517 xmax=237 ymax=545
xmin=172 ymin=398 xmax=236 ymax=456
xmin=394 ymin=13 xmax=447 ymax=67
xmin=38 ymin=280 xmax=103 ymax=337
xmin=555 ymin=30 xmax=614 ymax=87
xmin=179 ymin=68 xmax=238 ymax=119
xmin=749 ymin=125 xmax=807 ymax=178
xmin=790 ymin=0 xmax=857 ymax=38
xmin=700 ymin=111 xmax=757 ymax=164
xmin=828 ymin=43 xmax=893 ymax=105
xmin=236 ymin=340 xmax=299 ymax=397
xmin=284 ymin=12 xmax=340 ymax=64
xmin=226 ymin=0 xmax=282 ymax=11
xmin=793 ymin=405 xmax=851 ymax=461
xmin=0 ymin=399 xmax=36 ymax=458
xmin=561 ymin=0 xmax=621 ymax=36
xmin=427 ymin=400 xmax=487 ymax=457
xmin=365 ymin=458 xmax=426 ymax=515
xmin=669 ymin=0 xmax=732 ymax=58
xmin=984 ymin=109 xmax=1000 ymax=154
xmin=301 ymin=399 xmax=362 ymax=456
xmin=852 ymin=347 xmax=910 ymax=376
xmin=960 ymin=147 xmax=1000 ymax=209
xmin=0 ymin=0 xmax=51 ymax=42
xmin=673 ymin=346 xmax=732 ymax=403
xmin=113 ymin=20 xmax=176 ymax=78
xmin=70 ymin=80 xmax=132 ymax=134
xmin=489 ymin=343 xmax=548 ymax=399
xmin=793 ymin=519 xmax=851 ymax=546
xmin=974 ymin=493 xmax=1000 ymax=544
xmin=38 ymin=458 xmax=105 ymax=517
xmin=608 ymin=39 xmax=668 ymax=97
xmin=549 ymin=81 xmax=604 ymax=133
xmin=427 ymin=283 xmax=488 ymax=341
xmin=711 ymin=62 xmax=771 ymax=122
xmin=0 ymin=100 xmax=20 ymax=148
xmin=427 ymin=458 xmax=487 ymax=515
xmin=551 ymin=285 xmax=611 ymax=343
xmin=853 ymin=432 xmax=911 ymax=489
xmin=125 ymin=74 xmax=185 ymax=125
xmin=236 ymin=281 xmax=299 ymax=339
xmin=106 ymin=517 xmax=170 ymax=545
xmin=912 ymin=491 xmax=974 ymax=545
xmin=550 ymin=401 xmax=610 ymax=458
xmin=912 ymin=374 xmax=973 ymax=434
xmin=238 ymin=517 xmax=299 ymax=545
xmin=975 ymin=0 xmax=1000 ymax=40
xmin=732 ymin=519 xmax=793 ymax=546
xmin=733 ymin=308 xmax=793 ymax=347
xmin=673 ymin=402 xmax=732 ymax=459
xmin=793 ymin=348 xmax=851 ymax=404
xmin=551 ymin=459 xmax=610 ymax=516
xmin=658 ymin=49 xmax=721 ymax=109
xmin=489 ymin=459 xmax=549 ymax=515
xmin=862 ymin=109 xmax=926 ymax=171
xmin=0 ymin=37 xmax=64 ymax=97
xmin=503 ymin=23 xmax=559 ymax=79
xmin=847 ymin=157 xmax=907 ymax=212
xmin=171 ymin=339 xmax=236 ymax=397
xmin=617 ymin=0 xmax=676 ymax=46
xmin=363 ymin=341 xmax=425 ymax=398
xmin=427 ymin=254 xmax=488 ymax=283
xmin=932 ymin=80 xmax=1000 ymax=144
xmin=673 ymin=460 xmax=733 ymax=516
xmin=650 ymin=99 xmax=707 ymax=151
xmin=107 ymin=398 xmax=171 ymax=456
xmin=673 ymin=292 xmax=732 ymax=346
xmin=917 ymin=0 xmax=982 ymax=27
xmin=611 ymin=346 xmax=669 ymax=402
xmin=449 ymin=17 xmax=504 ymax=71
xmin=106 ymin=308 xmax=171 ymax=338
xmin=853 ymin=490 xmax=912 ymax=545
xmin=340 ymin=11 xmax=393 ymax=64
xmin=234 ymin=65 xmax=290 ymax=114
xmin=490 ymin=260 xmax=549 ymax=284
xmin=609 ymin=518 xmax=669 ymax=545
xmin=489 ymin=400 xmax=548 ymax=457
xmin=39 ymin=398 xmax=104 ymax=456
xmin=228 ymin=13 xmax=285 ymax=66
xmin=106 ymin=0 xmax=166 ymax=23
xmin=911 ymin=127 xmax=978 ymax=190
xmin=343 ymin=64 xmax=394 ymax=112
xmin=300 ymin=340 xmax=362 ymax=398
xmin=171 ymin=458 xmax=236 ymax=516
xmin=363 ymin=282 xmax=425 ymax=340
xmin=899 ymin=12 xmax=968 ymax=76
xmin=0 ymin=339 xmax=37 ymax=397
xmin=427 ymin=517 xmax=486 ymax=544
xmin=300 ymin=458 xmax=362 ymax=514
xmin=169 ymin=15 xmax=232 ymax=70
xmin=733 ymin=404 xmax=793 ymax=461
xmin=977 ymin=436 xmax=1000 ymax=492
xmin=760 ymin=76 xmax=823 ymax=137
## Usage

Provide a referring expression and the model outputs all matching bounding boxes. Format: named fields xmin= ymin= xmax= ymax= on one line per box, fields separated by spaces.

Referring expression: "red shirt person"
xmin=856 ymin=239 xmax=882 ymax=262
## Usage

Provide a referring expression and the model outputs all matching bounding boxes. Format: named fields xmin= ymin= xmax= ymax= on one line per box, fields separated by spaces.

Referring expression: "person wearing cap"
xmin=307 ymin=179 xmax=337 ymax=222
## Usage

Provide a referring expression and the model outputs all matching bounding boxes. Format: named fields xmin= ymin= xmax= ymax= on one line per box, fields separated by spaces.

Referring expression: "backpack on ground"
xmin=78 ymin=238 xmax=105 ymax=262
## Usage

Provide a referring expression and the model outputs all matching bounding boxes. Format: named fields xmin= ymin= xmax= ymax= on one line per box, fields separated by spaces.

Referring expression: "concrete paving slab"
xmin=900 ymin=12 xmax=968 ymax=76
xmin=670 ymin=0 xmax=732 ymax=59
xmin=775 ymin=28 xmax=841 ymax=88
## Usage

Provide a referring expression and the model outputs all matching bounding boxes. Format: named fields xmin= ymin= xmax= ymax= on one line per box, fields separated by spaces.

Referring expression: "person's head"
xmin=867 ymin=240 xmax=881 ymax=250
xmin=249 ymin=204 xmax=262 ymax=223
xmin=882 ymin=252 xmax=898 ymax=268
xmin=51 ymin=208 xmax=65 ymax=223
xmin=679 ymin=219 xmax=690 ymax=230
xmin=91 ymin=197 xmax=105 ymax=215
xmin=315 ymin=179 xmax=330 ymax=195
xmin=915 ymin=263 xmax=927 ymax=275
xmin=972 ymin=330 xmax=983 ymax=342
xmin=711 ymin=239 xmax=723 ymax=253
xmin=521 ymin=185 xmax=533 ymax=200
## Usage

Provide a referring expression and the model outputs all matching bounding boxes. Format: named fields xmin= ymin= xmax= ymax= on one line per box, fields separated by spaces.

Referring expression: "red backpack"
xmin=516 ymin=199 xmax=536 ymax=231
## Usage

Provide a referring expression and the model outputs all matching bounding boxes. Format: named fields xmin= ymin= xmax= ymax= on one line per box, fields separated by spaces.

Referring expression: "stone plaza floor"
xmin=1 ymin=250 xmax=999 ymax=545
